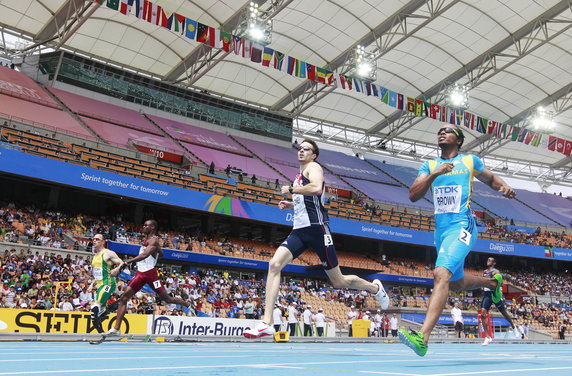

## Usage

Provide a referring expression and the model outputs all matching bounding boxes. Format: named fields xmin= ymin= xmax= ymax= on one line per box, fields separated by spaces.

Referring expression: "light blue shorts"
xmin=434 ymin=217 xmax=477 ymax=281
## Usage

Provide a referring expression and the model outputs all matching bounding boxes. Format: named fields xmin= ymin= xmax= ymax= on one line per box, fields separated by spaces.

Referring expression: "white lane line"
xmin=425 ymin=366 xmax=572 ymax=376
xmin=0 ymin=354 xmax=255 ymax=362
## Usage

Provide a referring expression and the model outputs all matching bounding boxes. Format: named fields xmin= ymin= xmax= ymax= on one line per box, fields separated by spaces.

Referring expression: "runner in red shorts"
xmin=106 ymin=219 xmax=193 ymax=335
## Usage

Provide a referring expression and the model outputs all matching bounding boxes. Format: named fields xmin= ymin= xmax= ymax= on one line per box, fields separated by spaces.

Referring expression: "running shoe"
xmin=373 ymin=279 xmax=390 ymax=310
xmin=105 ymin=327 xmax=120 ymax=336
xmin=398 ymin=328 xmax=427 ymax=357
xmin=482 ymin=337 xmax=492 ymax=346
xmin=492 ymin=274 xmax=503 ymax=303
xmin=513 ymin=327 xmax=521 ymax=338
xmin=243 ymin=323 xmax=276 ymax=339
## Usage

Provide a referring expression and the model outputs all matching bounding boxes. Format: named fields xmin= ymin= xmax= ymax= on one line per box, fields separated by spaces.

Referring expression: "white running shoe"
xmin=105 ymin=328 xmax=120 ymax=336
xmin=243 ymin=323 xmax=276 ymax=339
xmin=513 ymin=327 xmax=521 ymax=338
xmin=373 ymin=279 xmax=390 ymax=310
xmin=482 ymin=337 xmax=492 ymax=346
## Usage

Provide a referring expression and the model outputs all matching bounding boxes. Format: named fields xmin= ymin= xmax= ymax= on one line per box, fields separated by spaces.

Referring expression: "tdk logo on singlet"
xmin=434 ymin=186 xmax=459 ymax=194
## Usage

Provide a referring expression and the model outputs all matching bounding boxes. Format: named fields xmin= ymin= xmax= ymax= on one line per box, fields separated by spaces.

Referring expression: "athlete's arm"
xmin=291 ymin=162 xmax=324 ymax=196
xmin=475 ymin=168 xmax=516 ymax=199
xmin=125 ymin=236 xmax=161 ymax=265
xmin=278 ymin=200 xmax=294 ymax=210
xmin=409 ymin=162 xmax=454 ymax=202
xmin=104 ymin=250 xmax=125 ymax=277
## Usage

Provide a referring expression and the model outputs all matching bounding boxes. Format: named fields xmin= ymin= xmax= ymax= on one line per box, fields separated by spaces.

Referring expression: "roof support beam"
xmin=34 ymin=0 xmax=94 ymax=45
xmin=165 ymin=0 xmax=293 ymax=85
xmin=368 ymin=0 xmax=572 ymax=134
xmin=270 ymin=0 xmax=454 ymax=113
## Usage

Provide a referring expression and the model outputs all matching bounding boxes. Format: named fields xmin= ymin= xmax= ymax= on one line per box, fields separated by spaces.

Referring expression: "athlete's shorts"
xmin=454 ymin=321 xmax=464 ymax=332
xmin=434 ymin=218 xmax=477 ymax=281
xmin=281 ymin=224 xmax=339 ymax=270
xmin=95 ymin=280 xmax=116 ymax=306
xmin=128 ymin=268 xmax=166 ymax=294
xmin=481 ymin=294 xmax=506 ymax=311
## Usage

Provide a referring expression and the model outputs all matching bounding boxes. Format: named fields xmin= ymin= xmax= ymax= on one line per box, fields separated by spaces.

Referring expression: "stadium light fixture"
xmin=352 ymin=45 xmax=377 ymax=82
xmin=245 ymin=2 xmax=272 ymax=45
xmin=531 ymin=106 xmax=555 ymax=132
xmin=446 ymin=83 xmax=469 ymax=108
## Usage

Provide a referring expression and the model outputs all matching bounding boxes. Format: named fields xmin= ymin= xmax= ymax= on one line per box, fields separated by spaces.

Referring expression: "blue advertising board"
xmin=1 ymin=148 xmax=571 ymax=262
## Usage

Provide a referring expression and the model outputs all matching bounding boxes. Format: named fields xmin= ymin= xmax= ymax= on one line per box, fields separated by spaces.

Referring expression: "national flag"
xmin=564 ymin=140 xmax=572 ymax=156
xmin=130 ymin=0 xmax=143 ymax=18
xmin=333 ymin=73 xmax=344 ymax=89
xmin=494 ymin=123 xmax=503 ymax=139
xmin=156 ymin=8 xmax=171 ymax=27
xmin=517 ymin=128 xmax=528 ymax=143
xmin=406 ymin=97 xmax=415 ymax=113
xmin=286 ymin=56 xmax=297 ymax=75
xmin=448 ymin=108 xmax=456 ymax=125
xmin=365 ymin=82 xmax=372 ymax=96
xmin=196 ymin=23 xmax=210 ymax=44
xmin=233 ymin=36 xmax=242 ymax=55
xmin=487 ymin=120 xmax=497 ymax=135
xmin=316 ymin=67 xmax=326 ymax=83
xmin=262 ymin=47 xmax=274 ymax=67
xmin=429 ymin=104 xmax=439 ymax=119
xmin=251 ymin=42 xmax=263 ymax=63
xmin=529 ymin=132 xmax=542 ymax=147
xmin=510 ymin=126 xmax=520 ymax=141
xmin=556 ymin=138 xmax=565 ymax=153
xmin=273 ymin=51 xmax=285 ymax=70
xmin=380 ymin=87 xmax=389 ymax=104
xmin=548 ymin=135 xmax=558 ymax=151
xmin=185 ymin=18 xmax=197 ymax=40
xmin=422 ymin=101 xmax=430 ymax=117
xmin=142 ymin=1 xmax=159 ymax=24
xmin=455 ymin=110 xmax=464 ymax=125
xmin=502 ymin=124 xmax=513 ymax=139
xmin=325 ymin=70 xmax=334 ymax=85
xmin=477 ymin=117 xmax=487 ymax=134
xmin=346 ymin=76 xmax=352 ymax=90
xmin=415 ymin=99 xmax=423 ymax=117
xmin=119 ymin=0 xmax=133 ymax=15
xmin=169 ymin=13 xmax=186 ymax=34
xmin=372 ymin=84 xmax=379 ymax=98
xmin=353 ymin=78 xmax=364 ymax=93
xmin=209 ymin=27 xmax=220 ymax=48
xmin=106 ymin=0 xmax=119 ymax=10
xmin=397 ymin=94 xmax=404 ymax=110
xmin=524 ymin=131 xmax=534 ymax=145
xmin=241 ymin=38 xmax=252 ymax=58
xmin=296 ymin=61 xmax=307 ymax=78
xmin=388 ymin=91 xmax=398 ymax=107
xmin=220 ymin=31 xmax=232 ymax=52
xmin=441 ymin=106 xmax=448 ymax=123
xmin=544 ymin=246 xmax=553 ymax=258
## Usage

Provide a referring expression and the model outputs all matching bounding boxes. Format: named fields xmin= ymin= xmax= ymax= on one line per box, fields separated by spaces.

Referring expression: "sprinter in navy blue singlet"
xmin=244 ymin=139 xmax=390 ymax=339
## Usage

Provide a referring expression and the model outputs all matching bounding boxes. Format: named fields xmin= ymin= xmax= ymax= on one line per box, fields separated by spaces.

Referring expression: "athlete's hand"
xmin=499 ymin=185 xmax=516 ymax=199
xmin=278 ymin=200 xmax=293 ymax=210
xmin=280 ymin=185 xmax=291 ymax=195
xmin=435 ymin=162 xmax=455 ymax=176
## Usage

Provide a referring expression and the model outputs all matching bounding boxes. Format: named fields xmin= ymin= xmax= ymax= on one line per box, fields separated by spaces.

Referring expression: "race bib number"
xmin=459 ymin=228 xmax=471 ymax=245
xmin=103 ymin=285 xmax=111 ymax=293
xmin=93 ymin=267 xmax=103 ymax=280
xmin=324 ymin=234 xmax=333 ymax=246
xmin=433 ymin=185 xmax=462 ymax=214
xmin=153 ymin=280 xmax=162 ymax=289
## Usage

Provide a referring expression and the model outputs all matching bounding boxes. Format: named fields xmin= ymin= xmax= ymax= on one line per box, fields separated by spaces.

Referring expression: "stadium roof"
xmin=0 ymin=0 xmax=571 ymax=187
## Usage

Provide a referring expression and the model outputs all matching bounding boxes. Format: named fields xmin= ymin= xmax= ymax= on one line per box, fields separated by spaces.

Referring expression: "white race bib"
xmin=93 ymin=267 xmax=103 ymax=280
xmin=433 ymin=185 xmax=462 ymax=214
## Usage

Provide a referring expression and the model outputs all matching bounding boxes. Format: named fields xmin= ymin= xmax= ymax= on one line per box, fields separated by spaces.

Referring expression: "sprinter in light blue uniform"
xmin=244 ymin=139 xmax=390 ymax=339
xmin=398 ymin=126 xmax=517 ymax=357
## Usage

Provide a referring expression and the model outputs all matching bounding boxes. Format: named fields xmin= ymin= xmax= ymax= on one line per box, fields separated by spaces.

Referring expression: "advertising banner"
xmin=401 ymin=312 xmax=509 ymax=327
xmin=0 ymin=308 xmax=148 ymax=334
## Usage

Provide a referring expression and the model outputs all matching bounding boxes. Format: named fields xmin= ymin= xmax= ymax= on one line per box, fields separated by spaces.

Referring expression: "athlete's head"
xmin=487 ymin=257 xmax=496 ymax=267
xmin=142 ymin=219 xmax=158 ymax=234
xmin=92 ymin=234 xmax=105 ymax=250
xmin=298 ymin=139 xmax=319 ymax=162
xmin=437 ymin=126 xmax=465 ymax=150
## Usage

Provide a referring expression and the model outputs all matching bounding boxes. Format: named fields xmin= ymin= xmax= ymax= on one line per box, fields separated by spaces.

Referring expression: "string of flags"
xmin=94 ymin=0 xmax=572 ymax=157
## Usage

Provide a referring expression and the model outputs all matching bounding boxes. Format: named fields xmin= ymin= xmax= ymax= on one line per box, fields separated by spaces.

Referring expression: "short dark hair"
xmin=302 ymin=139 xmax=319 ymax=160
xmin=452 ymin=127 xmax=465 ymax=150
xmin=145 ymin=219 xmax=158 ymax=231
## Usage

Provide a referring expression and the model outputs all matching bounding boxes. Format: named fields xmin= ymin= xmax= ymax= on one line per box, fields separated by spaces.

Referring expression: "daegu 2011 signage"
xmin=0 ymin=308 xmax=147 ymax=334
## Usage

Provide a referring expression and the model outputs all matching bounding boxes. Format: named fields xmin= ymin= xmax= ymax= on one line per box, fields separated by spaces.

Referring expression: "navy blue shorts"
xmin=481 ymin=294 xmax=506 ymax=311
xmin=281 ymin=224 xmax=339 ymax=270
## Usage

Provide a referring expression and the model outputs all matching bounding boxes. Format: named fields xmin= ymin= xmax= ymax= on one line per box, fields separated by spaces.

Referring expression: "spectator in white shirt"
xmin=315 ymin=308 xmax=327 ymax=337
xmin=272 ymin=305 xmax=283 ymax=332
xmin=303 ymin=305 xmax=314 ymax=336
xmin=287 ymin=302 xmax=299 ymax=337
xmin=451 ymin=302 xmax=464 ymax=338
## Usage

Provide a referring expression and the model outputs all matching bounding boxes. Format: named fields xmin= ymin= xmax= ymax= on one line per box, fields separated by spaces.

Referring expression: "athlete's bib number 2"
xmin=459 ymin=228 xmax=471 ymax=245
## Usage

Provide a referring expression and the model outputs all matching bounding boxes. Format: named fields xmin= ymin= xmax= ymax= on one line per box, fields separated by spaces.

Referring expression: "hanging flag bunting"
xmin=185 ymin=18 xmax=197 ymax=40
xmin=220 ymin=31 xmax=232 ymax=52
xmin=196 ymin=23 xmax=211 ymax=44
xmin=273 ymin=51 xmax=285 ymax=70
xmin=262 ymin=47 xmax=274 ymax=67
xmin=251 ymin=42 xmax=263 ymax=63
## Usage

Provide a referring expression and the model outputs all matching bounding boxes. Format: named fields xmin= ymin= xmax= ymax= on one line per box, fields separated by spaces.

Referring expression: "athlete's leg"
xmin=157 ymin=289 xmax=190 ymax=308
xmin=325 ymin=266 xmax=378 ymax=292
xmin=419 ymin=266 xmax=451 ymax=342
xmin=261 ymin=246 xmax=293 ymax=325
xmin=481 ymin=307 xmax=490 ymax=335
xmin=112 ymin=286 xmax=136 ymax=331
xmin=498 ymin=306 xmax=517 ymax=330
xmin=450 ymin=274 xmax=497 ymax=291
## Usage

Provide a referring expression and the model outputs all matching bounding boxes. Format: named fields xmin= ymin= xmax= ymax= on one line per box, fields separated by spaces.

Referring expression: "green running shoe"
xmin=398 ymin=328 xmax=427 ymax=357
xmin=492 ymin=273 xmax=503 ymax=303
